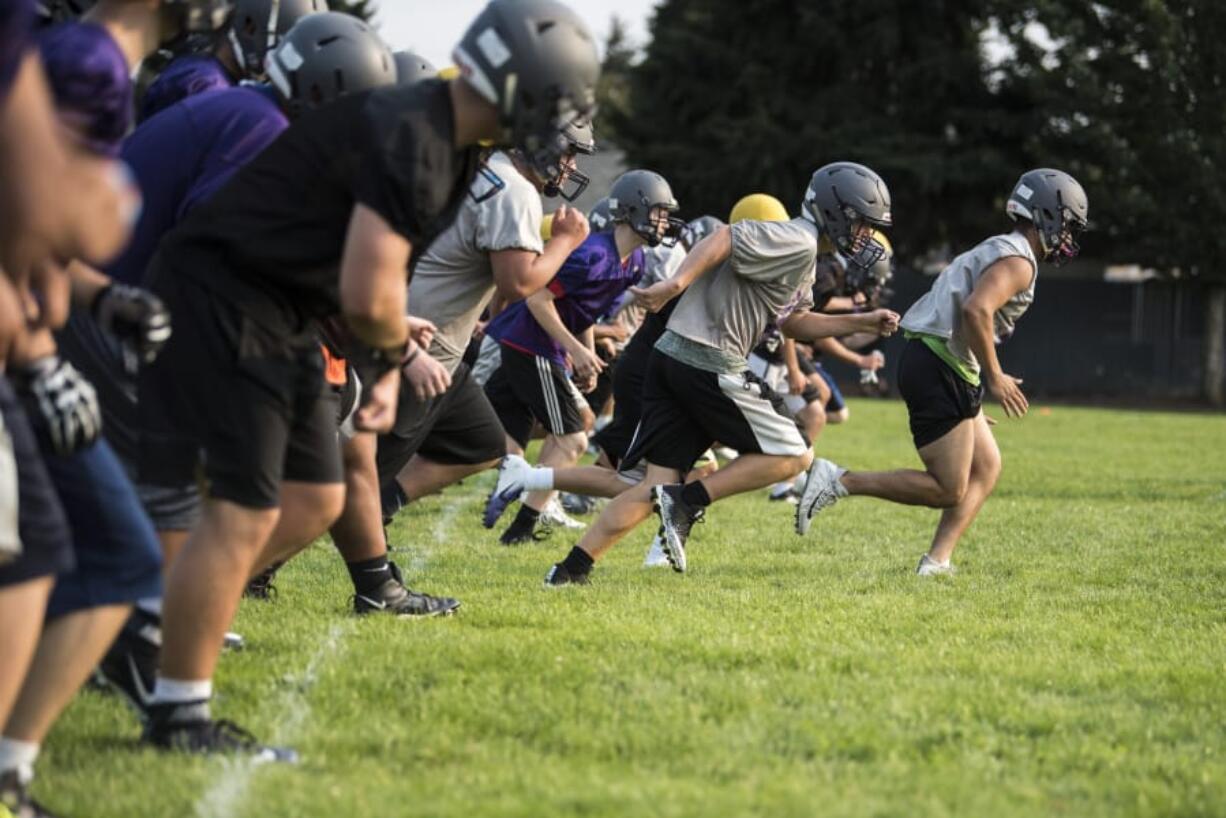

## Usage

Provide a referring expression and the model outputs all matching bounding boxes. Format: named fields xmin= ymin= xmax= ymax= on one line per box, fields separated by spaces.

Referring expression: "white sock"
xmin=151 ymin=677 xmax=213 ymax=705
xmin=137 ymin=597 xmax=162 ymax=617
xmin=0 ymin=738 xmax=40 ymax=780
xmin=523 ymin=467 xmax=554 ymax=492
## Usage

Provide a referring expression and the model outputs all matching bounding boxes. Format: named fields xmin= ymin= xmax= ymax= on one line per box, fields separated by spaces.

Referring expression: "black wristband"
xmin=349 ymin=340 xmax=409 ymax=389
xmin=89 ymin=283 xmax=115 ymax=318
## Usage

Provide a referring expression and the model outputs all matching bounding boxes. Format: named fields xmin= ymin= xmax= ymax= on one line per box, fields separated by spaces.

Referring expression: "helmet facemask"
xmin=534 ymin=116 xmax=595 ymax=202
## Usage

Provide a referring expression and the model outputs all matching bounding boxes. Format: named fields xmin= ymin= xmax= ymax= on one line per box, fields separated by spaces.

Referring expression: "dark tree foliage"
xmin=612 ymin=0 xmax=1022 ymax=258
xmin=990 ymin=1 xmax=1226 ymax=280
xmin=593 ymin=15 xmax=637 ymax=145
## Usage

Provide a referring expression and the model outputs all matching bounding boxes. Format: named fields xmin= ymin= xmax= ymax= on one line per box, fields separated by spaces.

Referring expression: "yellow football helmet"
xmin=729 ymin=193 xmax=789 ymax=224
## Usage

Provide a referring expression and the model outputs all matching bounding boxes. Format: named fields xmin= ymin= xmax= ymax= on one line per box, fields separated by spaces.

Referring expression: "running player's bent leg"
xmin=700 ymin=450 xmax=813 ymax=502
xmin=575 ymin=462 xmax=682 ymax=562
xmin=926 ymin=413 xmax=1000 ymax=562
xmin=159 ymin=499 xmax=281 ymax=682
xmin=840 ymin=419 xmax=975 ymax=508
xmin=395 ymin=456 xmax=498 ymax=502
xmin=523 ymin=430 xmax=587 ymax=512
xmin=253 ymin=481 xmax=348 ymax=572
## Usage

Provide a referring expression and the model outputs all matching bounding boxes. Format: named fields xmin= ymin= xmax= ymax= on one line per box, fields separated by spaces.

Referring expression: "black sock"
xmin=680 ymin=481 xmax=712 ymax=508
xmin=379 ymin=480 xmax=408 ymax=521
xmin=560 ymin=546 xmax=594 ymax=576
xmin=347 ymin=555 xmax=393 ymax=594
xmin=512 ymin=504 xmax=541 ymax=529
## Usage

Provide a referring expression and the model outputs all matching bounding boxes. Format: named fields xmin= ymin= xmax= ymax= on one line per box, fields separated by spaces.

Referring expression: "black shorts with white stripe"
xmin=483 ymin=345 xmax=589 ymax=448
xmin=621 ymin=349 xmax=810 ymax=474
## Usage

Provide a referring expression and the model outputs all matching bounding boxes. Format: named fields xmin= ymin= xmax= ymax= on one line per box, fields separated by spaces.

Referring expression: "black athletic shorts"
xmin=138 ymin=262 xmax=342 ymax=509
xmin=592 ymin=331 xmax=651 ymax=466
xmin=374 ymin=363 xmax=506 ymax=485
xmin=896 ymin=338 xmax=983 ymax=449
xmin=483 ymin=345 xmax=589 ymax=448
xmin=622 ymin=350 xmax=810 ymax=474
xmin=0 ymin=376 xmax=75 ymax=587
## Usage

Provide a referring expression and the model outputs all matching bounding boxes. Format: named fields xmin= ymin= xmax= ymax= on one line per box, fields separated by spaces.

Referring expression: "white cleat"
xmin=642 ymin=529 xmax=671 ymax=568
xmin=916 ymin=554 xmax=957 ymax=576
xmin=795 ymin=458 xmax=847 ymax=536
xmin=768 ymin=480 xmax=798 ymax=503
xmin=541 ymin=497 xmax=586 ymax=530
xmin=483 ymin=454 xmax=533 ymax=528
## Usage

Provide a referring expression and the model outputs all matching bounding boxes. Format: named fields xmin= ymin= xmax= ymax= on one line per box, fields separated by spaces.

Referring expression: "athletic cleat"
xmin=222 ymin=632 xmax=245 ymax=651
xmin=795 ymin=458 xmax=847 ymax=536
xmin=353 ymin=562 xmax=460 ymax=617
xmin=143 ymin=704 xmax=298 ymax=764
xmin=560 ymin=492 xmax=599 ymax=515
xmin=244 ymin=561 xmax=282 ymax=601
xmin=916 ymin=554 xmax=957 ymax=576
xmin=651 ymin=484 xmax=702 ymax=574
xmin=499 ymin=513 xmax=550 ymax=545
xmin=1 ymin=768 xmax=61 ymax=818
xmin=642 ymin=528 xmax=670 ymax=568
xmin=483 ymin=454 xmax=532 ymax=528
xmin=541 ymin=496 xmax=586 ymax=530
xmin=98 ymin=609 xmax=161 ymax=721
xmin=713 ymin=446 xmax=739 ymax=461
xmin=543 ymin=563 xmax=589 ymax=587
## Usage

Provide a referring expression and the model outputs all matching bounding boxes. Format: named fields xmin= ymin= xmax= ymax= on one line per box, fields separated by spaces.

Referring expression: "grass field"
xmin=36 ymin=399 xmax=1226 ymax=817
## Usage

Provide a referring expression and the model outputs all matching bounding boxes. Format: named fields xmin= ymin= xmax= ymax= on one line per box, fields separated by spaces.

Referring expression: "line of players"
xmin=0 ymin=0 xmax=1089 ymax=813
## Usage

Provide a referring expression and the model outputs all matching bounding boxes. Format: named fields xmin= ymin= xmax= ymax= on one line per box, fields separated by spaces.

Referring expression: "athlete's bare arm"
xmin=340 ymin=204 xmax=411 ymax=352
xmin=782 ymin=308 xmax=899 ymax=343
xmin=490 ymin=205 xmax=588 ymax=302
xmin=962 ymin=256 xmax=1033 ymax=418
xmin=524 ymin=287 xmax=603 ymax=380
xmin=629 ymin=224 xmax=732 ymax=312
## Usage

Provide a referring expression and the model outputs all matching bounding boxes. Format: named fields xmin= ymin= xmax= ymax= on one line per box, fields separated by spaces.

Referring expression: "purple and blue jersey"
xmin=486 ymin=232 xmax=646 ymax=369
xmin=138 ymin=53 xmax=233 ymax=123
xmin=38 ymin=21 xmax=131 ymax=157
xmin=106 ymin=86 xmax=288 ymax=286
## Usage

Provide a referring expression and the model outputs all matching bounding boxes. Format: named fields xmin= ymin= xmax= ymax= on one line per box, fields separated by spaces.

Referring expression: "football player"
xmin=798 ymin=170 xmax=1088 ymax=576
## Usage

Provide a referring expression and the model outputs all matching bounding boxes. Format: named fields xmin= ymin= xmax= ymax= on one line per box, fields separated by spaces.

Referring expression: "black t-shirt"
xmin=162 ymin=78 xmax=482 ymax=322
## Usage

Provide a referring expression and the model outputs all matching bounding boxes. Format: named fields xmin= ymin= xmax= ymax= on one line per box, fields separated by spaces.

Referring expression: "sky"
xmin=375 ymin=1 xmax=660 ymax=69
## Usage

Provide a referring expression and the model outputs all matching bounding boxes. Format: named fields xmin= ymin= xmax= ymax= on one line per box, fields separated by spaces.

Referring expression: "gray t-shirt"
xmin=409 ymin=151 xmax=544 ymax=372
xmin=658 ymin=217 xmax=818 ymax=374
xmin=900 ymin=231 xmax=1037 ymax=381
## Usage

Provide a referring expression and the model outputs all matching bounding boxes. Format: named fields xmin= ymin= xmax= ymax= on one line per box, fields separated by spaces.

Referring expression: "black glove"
xmin=13 ymin=356 xmax=101 ymax=456
xmin=91 ymin=283 xmax=172 ymax=368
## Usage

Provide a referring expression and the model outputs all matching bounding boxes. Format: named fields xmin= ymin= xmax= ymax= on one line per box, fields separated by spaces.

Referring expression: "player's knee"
xmin=933 ymin=479 xmax=969 ymax=508
xmin=558 ymin=431 xmax=588 ymax=460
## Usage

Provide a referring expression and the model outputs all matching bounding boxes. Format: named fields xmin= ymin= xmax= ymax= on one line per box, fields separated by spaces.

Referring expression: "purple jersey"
xmin=486 ymin=232 xmax=646 ymax=368
xmin=138 ymin=53 xmax=233 ymax=123
xmin=106 ymin=87 xmax=288 ymax=286
xmin=0 ymin=0 xmax=33 ymax=103
xmin=38 ymin=21 xmax=131 ymax=156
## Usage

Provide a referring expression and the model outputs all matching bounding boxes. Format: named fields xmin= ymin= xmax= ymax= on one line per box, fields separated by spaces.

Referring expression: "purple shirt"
xmin=38 ymin=21 xmax=131 ymax=157
xmin=486 ymin=232 xmax=646 ymax=368
xmin=106 ymin=87 xmax=288 ymax=286
xmin=139 ymin=53 xmax=233 ymax=123
xmin=0 ymin=0 xmax=33 ymax=103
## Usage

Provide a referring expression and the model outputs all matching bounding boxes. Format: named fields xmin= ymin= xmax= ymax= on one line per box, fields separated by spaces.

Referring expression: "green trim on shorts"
xmin=904 ymin=331 xmax=980 ymax=386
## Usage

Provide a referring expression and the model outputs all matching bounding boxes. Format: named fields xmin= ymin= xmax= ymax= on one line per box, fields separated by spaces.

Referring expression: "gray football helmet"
xmin=453 ymin=0 xmax=600 ymax=196
xmin=587 ymin=197 xmax=613 ymax=233
xmin=801 ymin=161 xmax=892 ymax=270
xmin=393 ymin=51 xmax=437 ymax=86
xmin=608 ymin=170 xmax=683 ymax=248
xmin=267 ymin=12 xmax=396 ymax=115
xmin=680 ymin=215 xmax=724 ymax=252
xmin=228 ymin=0 xmax=327 ymax=79
xmin=1006 ymin=168 xmax=1089 ymax=265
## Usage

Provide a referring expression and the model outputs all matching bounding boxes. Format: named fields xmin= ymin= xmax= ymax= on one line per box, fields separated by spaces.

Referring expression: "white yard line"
xmin=194 ymin=488 xmax=478 ymax=816
xmin=195 ymin=620 xmax=353 ymax=818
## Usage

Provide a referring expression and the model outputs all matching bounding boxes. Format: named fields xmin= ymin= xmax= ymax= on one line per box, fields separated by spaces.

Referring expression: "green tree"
xmin=612 ymin=0 xmax=1023 ymax=256
xmin=991 ymin=1 xmax=1226 ymax=403
xmin=594 ymin=15 xmax=637 ymax=145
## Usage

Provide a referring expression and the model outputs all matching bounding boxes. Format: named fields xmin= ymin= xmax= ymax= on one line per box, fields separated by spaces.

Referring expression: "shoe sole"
xmin=651 ymin=487 xmax=687 ymax=574
xmin=795 ymin=459 xmax=832 ymax=536
xmin=483 ymin=487 xmax=523 ymax=529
